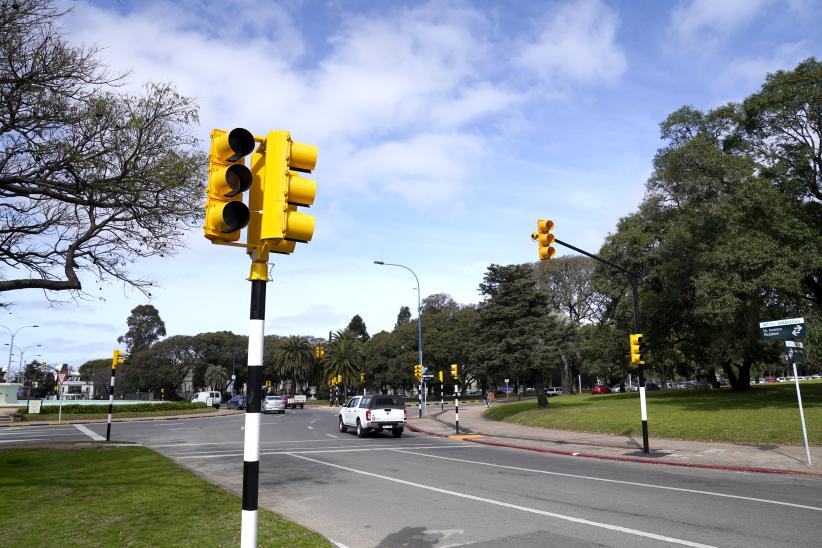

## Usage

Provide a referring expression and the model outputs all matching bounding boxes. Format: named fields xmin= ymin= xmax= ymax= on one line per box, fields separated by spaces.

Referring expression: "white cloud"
xmin=718 ymin=41 xmax=811 ymax=96
xmin=669 ymin=0 xmax=773 ymax=46
xmin=516 ymin=0 xmax=627 ymax=85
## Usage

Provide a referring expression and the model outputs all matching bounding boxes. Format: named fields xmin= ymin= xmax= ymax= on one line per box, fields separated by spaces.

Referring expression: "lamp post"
xmin=374 ymin=260 xmax=424 ymax=417
xmin=1 ymin=324 xmax=38 ymax=381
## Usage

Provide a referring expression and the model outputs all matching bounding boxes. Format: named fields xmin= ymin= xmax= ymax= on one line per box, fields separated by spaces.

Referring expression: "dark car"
xmin=591 ymin=384 xmax=611 ymax=394
xmin=644 ymin=382 xmax=661 ymax=391
xmin=227 ymin=395 xmax=247 ymax=410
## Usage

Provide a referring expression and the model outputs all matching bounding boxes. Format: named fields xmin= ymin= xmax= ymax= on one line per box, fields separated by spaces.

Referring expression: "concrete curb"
xmin=0 ymin=409 xmax=243 ymax=428
xmin=405 ymin=423 xmax=822 ymax=479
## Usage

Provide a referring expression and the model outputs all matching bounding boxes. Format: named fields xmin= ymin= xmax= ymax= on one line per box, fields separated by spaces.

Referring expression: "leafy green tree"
xmin=78 ymin=358 xmax=111 ymax=399
xmin=204 ymin=364 xmax=228 ymax=392
xmin=273 ymin=335 xmax=314 ymax=394
xmin=118 ymin=304 xmax=166 ymax=353
xmin=323 ymin=329 xmax=363 ymax=389
xmin=0 ymin=0 xmax=206 ymax=298
xmin=395 ymin=306 xmax=412 ymax=328
xmin=347 ymin=315 xmax=370 ymax=342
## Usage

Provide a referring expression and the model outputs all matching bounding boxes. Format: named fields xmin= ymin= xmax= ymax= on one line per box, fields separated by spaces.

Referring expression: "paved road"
xmin=2 ymin=408 xmax=821 ymax=547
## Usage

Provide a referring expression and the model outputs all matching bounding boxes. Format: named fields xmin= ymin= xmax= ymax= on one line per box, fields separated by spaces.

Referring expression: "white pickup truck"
xmin=282 ymin=394 xmax=306 ymax=409
xmin=338 ymin=394 xmax=406 ymax=438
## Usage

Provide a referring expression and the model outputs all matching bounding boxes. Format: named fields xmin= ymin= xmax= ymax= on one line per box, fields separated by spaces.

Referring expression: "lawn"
xmin=0 ymin=445 xmax=330 ymax=547
xmin=19 ymin=407 xmax=217 ymax=421
xmin=484 ymin=382 xmax=822 ymax=445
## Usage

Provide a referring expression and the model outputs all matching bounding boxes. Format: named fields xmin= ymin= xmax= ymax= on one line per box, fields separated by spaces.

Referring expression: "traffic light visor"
xmin=214 ymin=128 xmax=255 ymax=163
xmin=290 ymin=141 xmax=318 ymax=173
xmin=212 ymin=164 xmax=252 ymax=198
xmin=208 ymin=200 xmax=250 ymax=233
xmin=287 ymin=173 xmax=316 ymax=207
xmin=537 ymin=219 xmax=554 ymax=233
xmin=285 ymin=206 xmax=314 ymax=242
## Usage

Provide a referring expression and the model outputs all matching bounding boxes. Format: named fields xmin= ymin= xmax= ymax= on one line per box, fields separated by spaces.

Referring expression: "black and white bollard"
xmin=105 ymin=350 xmax=121 ymax=442
xmin=454 ymin=384 xmax=460 ymax=435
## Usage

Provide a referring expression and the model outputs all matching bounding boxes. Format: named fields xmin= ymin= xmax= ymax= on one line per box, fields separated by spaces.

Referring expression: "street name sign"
xmin=759 ymin=317 xmax=805 ymax=341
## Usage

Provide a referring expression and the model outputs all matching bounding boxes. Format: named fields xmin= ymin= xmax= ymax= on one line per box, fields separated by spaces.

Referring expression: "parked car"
xmin=546 ymin=387 xmax=563 ymax=397
xmin=282 ymin=394 xmax=307 ymax=409
xmin=338 ymin=394 xmax=406 ymax=438
xmin=227 ymin=395 xmax=247 ymax=410
xmin=611 ymin=384 xmax=625 ymax=393
xmin=191 ymin=391 xmax=222 ymax=409
xmin=263 ymin=395 xmax=286 ymax=414
xmin=644 ymin=382 xmax=661 ymax=391
xmin=591 ymin=384 xmax=611 ymax=394
xmin=765 ymin=377 xmax=778 ymax=383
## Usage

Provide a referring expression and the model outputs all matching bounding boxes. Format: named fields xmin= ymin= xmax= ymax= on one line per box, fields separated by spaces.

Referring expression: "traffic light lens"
xmin=220 ymin=201 xmax=251 ymax=233
xmin=223 ymin=164 xmax=253 ymax=197
xmin=226 ymin=128 xmax=255 ymax=162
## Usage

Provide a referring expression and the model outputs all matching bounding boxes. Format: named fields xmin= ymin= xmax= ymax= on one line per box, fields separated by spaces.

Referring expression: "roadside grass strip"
xmin=485 ymin=383 xmax=822 ymax=445
xmin=0 ymin=445 xmax=330 ymax=547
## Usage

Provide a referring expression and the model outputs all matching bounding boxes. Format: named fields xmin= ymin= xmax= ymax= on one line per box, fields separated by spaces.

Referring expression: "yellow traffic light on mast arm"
xmin=630 ymin=334 xmax=645 ymax=366
xmin=204 ymin=128 xmax=256 ymax=242
xmin=247 ymin=130 xmax=317 ymax=255
xmin=450 ymin=363 xmax=458 ymax=379
xmin=531 ymin=219 xmax=556 ymax=260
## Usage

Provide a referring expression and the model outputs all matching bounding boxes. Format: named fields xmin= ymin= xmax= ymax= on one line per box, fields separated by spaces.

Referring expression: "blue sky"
xmin=3 ymin=0 xmax=821 ymax=371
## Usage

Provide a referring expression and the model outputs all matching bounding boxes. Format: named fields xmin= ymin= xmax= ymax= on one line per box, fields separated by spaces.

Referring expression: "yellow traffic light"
xmin=630 ymin=334 xmax=645 ymax=366
xmin=359 ymin=372 xmax=365 ymax=383
xmin=450 ymin=364 xmax=458 ymax=379
xmin=438 ymin=371 xmax=444 ymax=382
xmin=313 ymin=345 xmax=326 ymax=359
xmin=204 ymin=128 xmax=256 ymax=242
xmin=247 ymin=131 xmax=317 ymax=253
xmin=337 ymin=374 xmax=342 ymax=384
xmin=111 ymin=349 xmax=125 ymax=368
xmin=414 ymin=365 xmax=423 ymax=381
xmin=531 ymin=219 xmax=556 ymax=260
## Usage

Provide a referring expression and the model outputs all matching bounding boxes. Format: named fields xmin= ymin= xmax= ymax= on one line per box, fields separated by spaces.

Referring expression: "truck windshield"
xmin=373 ymin=396 xmax=404 ymax=408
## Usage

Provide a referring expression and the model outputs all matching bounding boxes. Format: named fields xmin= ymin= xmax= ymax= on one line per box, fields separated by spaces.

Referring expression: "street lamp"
xmin=1 ymin=324 xmax=38 ymax=380
xmin=4 ymin=343 xmax=42 ymax=382
xmin=373 ymin=260 xmax=424 ymax=416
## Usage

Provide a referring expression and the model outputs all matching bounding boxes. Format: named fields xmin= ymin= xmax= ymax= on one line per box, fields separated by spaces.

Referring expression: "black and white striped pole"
xmin=106 ymin=349 xmax=123 ymax=442
xmin=241 ymin=268 xmax=266 ymax=547
xmin=455 ymin=384 xmax=460 ymax=435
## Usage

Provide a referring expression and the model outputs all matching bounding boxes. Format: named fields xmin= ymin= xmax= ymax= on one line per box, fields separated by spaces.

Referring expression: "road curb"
xmin=405 ymin=424 xmax=822 ymax=478
xmin=0 ymin=409 xmax=243 ymax=428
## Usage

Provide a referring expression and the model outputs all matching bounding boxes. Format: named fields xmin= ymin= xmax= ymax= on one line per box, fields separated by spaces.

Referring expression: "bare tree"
xmin=0 ymin=0 xmax=206 ymax=299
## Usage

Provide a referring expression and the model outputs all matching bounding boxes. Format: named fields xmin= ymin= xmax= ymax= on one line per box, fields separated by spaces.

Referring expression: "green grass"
xmin=19 ymin=408 xmax=216 ymax=421
xmin=484 ymin=382 xmax=822 ymax=445
xmin=0 ymin=446 xmax=330 ymax=547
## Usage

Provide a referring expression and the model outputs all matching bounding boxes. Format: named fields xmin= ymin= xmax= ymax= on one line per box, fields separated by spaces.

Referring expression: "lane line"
xmin=289 ymin=453 xmax=715 ymax=548
xmin=75 ymin=424 xmax=105 ymax=441
xmin=173 ymin=444 xmax=472 ymax=460
xmin=163 ymin=441 xmax=467 ymax=456
xmin=392 ymin=449 xmax=822 ymax=513
xmin=147 ymin=438 xmax=450 ymax=448
xmin=307 ymin=425 xmax=314 ymax=430
xmin=325 ymin=433 xmax=339 ymax=439
xmin=0 ymin=437 xmax=52 ymax=443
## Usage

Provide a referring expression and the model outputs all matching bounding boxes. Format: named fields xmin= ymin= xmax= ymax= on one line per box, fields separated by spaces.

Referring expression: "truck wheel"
xmin=338 ymin=417 xmax=347 ymax=433
xmin=356 ymin=419 xmax=365 ymax=438
xmin=392 ymin=427 xmax=403 ymax=438
xmin=215 ymin=404 xmax=220 ymax=410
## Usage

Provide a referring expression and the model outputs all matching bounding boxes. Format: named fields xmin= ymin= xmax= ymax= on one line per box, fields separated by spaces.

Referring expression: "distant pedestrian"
xmin=488 ymin=391 xmax=495 ymax=407
xmin=483 ymin=388 xmax=489 ymax=407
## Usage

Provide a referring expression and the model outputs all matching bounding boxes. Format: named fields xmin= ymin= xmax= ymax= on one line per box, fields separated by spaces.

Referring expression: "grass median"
xmin=484 ymin=382 xmax=821 ymax=445
xmin=0 ymin=445 xmax=329 ymax=547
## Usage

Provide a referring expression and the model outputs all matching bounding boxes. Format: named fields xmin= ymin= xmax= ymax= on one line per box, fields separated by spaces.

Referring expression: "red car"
xmin=591 ymin=384 xmax=612 ymax=394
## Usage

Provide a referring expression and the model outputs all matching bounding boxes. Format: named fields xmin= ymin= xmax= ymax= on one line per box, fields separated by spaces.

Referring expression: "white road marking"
xmin=325 ymin=433 xmax=339 ymax=439
xmin=0 ymin=437 xmax=51 ymax=443
xmin=307 ymin=425 xmax=314 ymax=430
xmin=0 ymin=431 xmax=80 ymax=438
xmin=392 ymin=449 xmax=822 ymax=513
xmin=174 ymin=444 xmax=472 ymax=460
xmin=289 ymin=453 xmax=716 ymax=548
xmin=166 ymin=427 xmax=198 ymax=431
xmin=164 ymin=442 xmax=461 ymax=456
xmin=75 ymin=424 xmax=105 ymax=441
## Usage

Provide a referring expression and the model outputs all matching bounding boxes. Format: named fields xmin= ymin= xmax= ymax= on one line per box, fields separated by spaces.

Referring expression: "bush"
xmin=18 ymin=401 xmax=207 ymax=415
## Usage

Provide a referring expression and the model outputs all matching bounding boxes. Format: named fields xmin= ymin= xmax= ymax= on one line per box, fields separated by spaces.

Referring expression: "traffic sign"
xmin=785 ymin=348 xmax=805 ymax=363
xmin=759 ymin=317 xmax=805 ymax=341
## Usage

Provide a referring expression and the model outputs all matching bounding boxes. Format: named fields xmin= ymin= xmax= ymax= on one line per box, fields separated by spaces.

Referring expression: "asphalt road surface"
xmin=3 ymin=408 xmax=821 ymax=547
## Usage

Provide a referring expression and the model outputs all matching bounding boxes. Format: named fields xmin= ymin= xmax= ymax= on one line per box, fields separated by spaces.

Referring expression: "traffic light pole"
xmin=241 ymin=271 xmax=266 ymax=548
xmin=555 ymin=238 xmax=650 ymax=454
xmin=106 ymin=361 xmax=116 ymax=441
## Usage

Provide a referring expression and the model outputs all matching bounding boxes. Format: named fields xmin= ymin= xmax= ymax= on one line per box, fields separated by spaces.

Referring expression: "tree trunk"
xmin=534 ymin=376 xmax=549 ymax=409
xmin=560 ymin=352 xmax=572 ymax=395
xmin=723 ymin=359 xmax=751 ymax=391
xmin=705 ymin=367 xmax=721 ymax=389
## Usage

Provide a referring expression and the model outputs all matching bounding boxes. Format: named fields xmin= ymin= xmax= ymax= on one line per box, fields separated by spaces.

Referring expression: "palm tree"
xmin=204 ymin=364 xmax=228 ymax=392
xmin=273 ymin=335 xmax=314 ymax=394
xmin=323 ymin=329 xmax=363 ymax=390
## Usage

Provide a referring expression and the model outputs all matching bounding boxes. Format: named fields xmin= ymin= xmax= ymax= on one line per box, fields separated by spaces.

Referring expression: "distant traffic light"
xmin=111 ymin=349 xmax=125 ymax=369
xmin=204 ymin=128 xmax=256 ymax=242
xmin=313 ymin=345 xmax=326 ymax=359
xmin=630 ymin=334 xmax=645 ymax=366
xmin=247 ymin=130 xmax=317 ymax=254
xmin=359 ymin=372 xmax=365 ymax=383
xmin=450 ymin=364 xmax=459 ymax=379
xmin=531 ymin=219 xmax=556 ymax=260
xmin=414 ymin=364 xmax=423 ymax=381
xmin=438 ymin=371 xmax=444 ymax=382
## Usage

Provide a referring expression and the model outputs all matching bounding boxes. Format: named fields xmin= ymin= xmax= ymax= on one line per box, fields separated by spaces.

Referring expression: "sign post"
xmin=759 ymin=319 xmax=811 ymax=465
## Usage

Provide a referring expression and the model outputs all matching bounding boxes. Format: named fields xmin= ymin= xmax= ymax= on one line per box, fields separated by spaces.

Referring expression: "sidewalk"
xmin=0 ymin=407 xmax=242 ymax=427
xmin=406 ymin=402 xmax=822 ymax=478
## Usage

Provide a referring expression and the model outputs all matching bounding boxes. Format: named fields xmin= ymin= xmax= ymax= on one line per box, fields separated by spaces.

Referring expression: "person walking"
xmin=483 ymin=387 xmax=489 ymax=407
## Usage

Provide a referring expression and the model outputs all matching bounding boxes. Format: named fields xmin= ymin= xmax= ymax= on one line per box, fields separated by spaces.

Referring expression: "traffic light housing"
xmin=247 ymin=131 xmax=317 ymax=253
xmin=450 ymin=364 xmax=458 ymax=379
xmin=630 ymin=334 xmax=645 ymax=366
xmin=204 ymin=128 xmax=256 ymax=242
xmin=414 ymin=364 xmax=423 ymax=381
xmin=359 ymin=372 xmax=365 ymax=383
xmin=531 ymin=219 xmax=556 ymax=260
xmin=313 ymin=345 xmax=326 ymax=359
xmin=336 ymin=374 xmax=342 ymax=384
xmin=438 ymin=371 xmax=444 ymax=382
xmin=111 ymin=349 xmax=125 ymax=369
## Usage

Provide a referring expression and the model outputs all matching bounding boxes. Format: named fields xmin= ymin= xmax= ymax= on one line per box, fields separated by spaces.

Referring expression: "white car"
xmin=191 ymin=391 xmax=222 ymax=409
xmin=546 ymin=387 xmax=563 ymax=397
xmin=338 ymin=394 xmax=406 ymax=438
xmin=263 ymin=395 xmax=286 ymax=414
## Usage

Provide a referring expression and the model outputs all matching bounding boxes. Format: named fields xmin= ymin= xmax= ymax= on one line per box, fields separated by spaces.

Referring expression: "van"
xmin=191 ymin=391 xmax=222 ymax=409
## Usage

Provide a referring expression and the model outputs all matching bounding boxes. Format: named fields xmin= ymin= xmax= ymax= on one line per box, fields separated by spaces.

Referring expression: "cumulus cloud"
xmin=668 ymin=0 xmax=773 ymax=46
xmin=516 ymin=0 xmax=627 ymax=85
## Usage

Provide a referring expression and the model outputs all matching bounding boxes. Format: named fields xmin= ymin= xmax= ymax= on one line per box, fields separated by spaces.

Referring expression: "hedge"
xmin=18 ymin=401 xmax=208 ymax=415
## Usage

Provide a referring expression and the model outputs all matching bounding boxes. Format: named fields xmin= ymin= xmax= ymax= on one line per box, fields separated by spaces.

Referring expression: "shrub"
xmin=18 ymin=401 xmax=207 ymax=415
